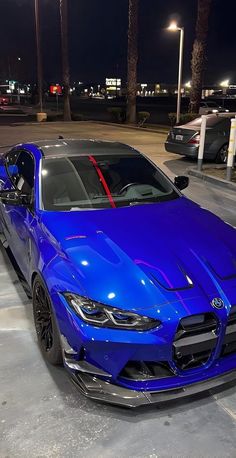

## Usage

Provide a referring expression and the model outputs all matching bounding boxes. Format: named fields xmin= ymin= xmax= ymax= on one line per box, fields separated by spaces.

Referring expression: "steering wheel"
xmin=119 ymin=182 xmax=140 ymax=195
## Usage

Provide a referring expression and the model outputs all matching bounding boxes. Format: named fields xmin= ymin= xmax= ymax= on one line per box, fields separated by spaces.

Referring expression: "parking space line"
xmin=213 ymin=395 xmax=236 ymax=421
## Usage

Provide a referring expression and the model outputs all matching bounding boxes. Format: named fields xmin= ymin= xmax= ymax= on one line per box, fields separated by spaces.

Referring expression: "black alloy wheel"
xmin=33 ymin=275 xmax=62 ymax=365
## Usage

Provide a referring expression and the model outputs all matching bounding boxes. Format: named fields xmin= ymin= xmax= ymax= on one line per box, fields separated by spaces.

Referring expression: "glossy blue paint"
xmin=0 ymin=142 xmax=236 ymax=397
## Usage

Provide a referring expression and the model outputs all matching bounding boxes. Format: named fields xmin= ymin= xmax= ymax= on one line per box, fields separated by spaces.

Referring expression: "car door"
xmin=1 ymin=149 xmax=36 ymax=279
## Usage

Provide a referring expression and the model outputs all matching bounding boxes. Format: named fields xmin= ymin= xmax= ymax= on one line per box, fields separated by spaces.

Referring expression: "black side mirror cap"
xmin=174 ymin=175 xmax=189 ymax=191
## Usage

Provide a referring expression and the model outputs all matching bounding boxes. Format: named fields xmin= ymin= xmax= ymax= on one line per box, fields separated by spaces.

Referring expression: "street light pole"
xmin=177 ymin=27 xmax=184 ymax=124
xmin=220 ymin=79 xmax=229 ymax=109
xmin=167 ymin=22 xmax=184 ymax=124
xmin=35 ymin=0 xmax=43 ymax=113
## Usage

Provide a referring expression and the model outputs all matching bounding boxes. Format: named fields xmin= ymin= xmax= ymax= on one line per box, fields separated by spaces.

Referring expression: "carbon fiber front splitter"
xmin=70 ymin=368 xmax=236 ymax=408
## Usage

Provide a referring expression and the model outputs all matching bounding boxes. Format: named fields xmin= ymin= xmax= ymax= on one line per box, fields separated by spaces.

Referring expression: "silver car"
xmin=199 ymin=101 xmax=229 ymax=115
xmin=165 ymin=114 xmax=234 ymax=163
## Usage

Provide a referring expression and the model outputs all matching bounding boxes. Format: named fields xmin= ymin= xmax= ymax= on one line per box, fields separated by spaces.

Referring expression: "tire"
xmin=33 ymin=275 xmax=62 ymax=365
xmin=216 ymin=144 xmax=228 ymax=164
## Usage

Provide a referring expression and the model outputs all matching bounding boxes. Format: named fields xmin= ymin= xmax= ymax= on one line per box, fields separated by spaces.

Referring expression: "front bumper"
xmin=70 ymin=367 xmax=236 ymax=408
xmin=164 ymin=141 xmax=215 ymax=160
xmin=56 ymin=293 xmax=236 ymax=407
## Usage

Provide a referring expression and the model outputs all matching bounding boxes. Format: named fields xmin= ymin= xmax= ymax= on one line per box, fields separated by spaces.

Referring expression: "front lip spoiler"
xmin=70 ymin=369 xmax=236 ymax=408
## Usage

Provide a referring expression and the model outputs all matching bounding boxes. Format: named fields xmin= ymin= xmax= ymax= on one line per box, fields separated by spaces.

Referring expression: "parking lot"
xmin=0 ymin=122 xmax=236 ymax=458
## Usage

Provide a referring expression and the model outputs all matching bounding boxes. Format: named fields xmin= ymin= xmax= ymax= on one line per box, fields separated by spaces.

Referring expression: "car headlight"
xmin=63 ymin=293 xmax=161 ymax=331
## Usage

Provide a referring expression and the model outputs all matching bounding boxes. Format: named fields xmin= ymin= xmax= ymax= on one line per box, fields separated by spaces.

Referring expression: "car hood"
xmin=41 ymin=197 xmax=236 ymax=313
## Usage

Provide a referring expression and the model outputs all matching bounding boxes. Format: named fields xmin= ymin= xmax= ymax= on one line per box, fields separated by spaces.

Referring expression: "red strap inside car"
xmin=88 ymin=155 xmax=116 ymax=208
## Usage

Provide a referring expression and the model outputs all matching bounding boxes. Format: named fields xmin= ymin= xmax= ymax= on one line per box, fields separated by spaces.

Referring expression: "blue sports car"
xmin=0 ymin=139 xmax=236 ymax=407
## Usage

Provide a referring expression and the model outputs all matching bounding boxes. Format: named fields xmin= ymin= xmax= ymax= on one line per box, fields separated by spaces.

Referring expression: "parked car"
xmin=199 ymin=101 xmax=229 ymax=115
xmin=1 ymin=139 xmax=236 ymax=407
xmin=165 ymin=113 xmax=235 ymax=163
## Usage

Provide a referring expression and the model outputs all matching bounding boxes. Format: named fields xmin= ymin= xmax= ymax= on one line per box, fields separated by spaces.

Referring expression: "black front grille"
xmin=173 ymin=313 xmax=218 ymax=370
xmin=119 ymin=361 xmax=173 ymax=381
xmin=221 ymin=306 xmax=236 ymax=357
xmin=228 ymin=305 xmax=236 ymax=325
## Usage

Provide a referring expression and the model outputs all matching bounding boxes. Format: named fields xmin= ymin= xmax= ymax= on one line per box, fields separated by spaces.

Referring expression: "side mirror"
xmin=0 ymin=190 xmax=31 ymax=206
xmin=174 ymin=175 xmax=189 ymax=191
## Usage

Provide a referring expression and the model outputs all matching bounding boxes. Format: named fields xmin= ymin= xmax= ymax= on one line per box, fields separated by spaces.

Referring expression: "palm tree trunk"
xmin=189 ymin=0 xmax=212 ymax=113
xmin=60 ymin=0 xmax=71 ymax=121
xmin=127 ymin=0 xmax=138 ymax=124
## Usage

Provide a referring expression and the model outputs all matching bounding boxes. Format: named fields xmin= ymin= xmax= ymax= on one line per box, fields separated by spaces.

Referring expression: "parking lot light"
xmin=167 ymin=22 xmax=184 ymax=124
xmin=220 ymin=79 xmax=229 ymax=88
xmin=167 ymin=21 xmax=179 ymax=31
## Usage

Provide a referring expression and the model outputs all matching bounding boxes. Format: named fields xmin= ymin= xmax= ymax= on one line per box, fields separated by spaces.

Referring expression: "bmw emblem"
xmin=211 ymin=298 xmax=224 ymax=309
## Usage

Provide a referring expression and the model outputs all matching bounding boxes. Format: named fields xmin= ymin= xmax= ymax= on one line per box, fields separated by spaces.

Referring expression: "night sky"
xmin=0 ymin=0 xmax=235 ymax=85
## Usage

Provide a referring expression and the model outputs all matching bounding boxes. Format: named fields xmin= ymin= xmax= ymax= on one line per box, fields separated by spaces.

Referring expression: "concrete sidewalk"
xmin=188 ymin=165 xmax=236 ymax=192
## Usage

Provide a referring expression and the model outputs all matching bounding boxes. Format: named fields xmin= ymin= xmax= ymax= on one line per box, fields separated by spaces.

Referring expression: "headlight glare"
xmin=64 ymin=293 xmax=160 ymax=331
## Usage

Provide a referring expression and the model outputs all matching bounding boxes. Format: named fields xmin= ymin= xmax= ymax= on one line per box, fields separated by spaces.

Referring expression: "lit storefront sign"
xmin=50 ymin=84 xmax=62 ymax=95
xmin=106 ymin=78 xmax=121 ymax=87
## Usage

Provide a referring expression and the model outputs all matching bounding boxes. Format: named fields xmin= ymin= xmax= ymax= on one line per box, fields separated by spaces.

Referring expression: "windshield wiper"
xmin=129 ymin=201 xmax=155 ymax=206
xmin=92 ymin=194 xmax=120 ymax=199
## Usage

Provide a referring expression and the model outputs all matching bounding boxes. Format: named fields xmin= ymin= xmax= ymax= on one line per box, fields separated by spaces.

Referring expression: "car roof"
xmin=30 ymin=139 xmax=139 ymax=158
xmin=177 ymin=112 xmax=236 ymax=129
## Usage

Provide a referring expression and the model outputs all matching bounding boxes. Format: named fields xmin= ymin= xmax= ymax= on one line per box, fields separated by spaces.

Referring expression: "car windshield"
xmin=41 ymin=154 xmax=179 ymax=210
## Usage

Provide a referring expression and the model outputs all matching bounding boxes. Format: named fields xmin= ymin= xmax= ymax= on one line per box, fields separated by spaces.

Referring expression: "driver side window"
xmin=5 ymin=150 xmax=20 ymax=183
xmin=15 ymin=151 xmax=35 ymax=195
xmin=6 ymin=149 xmax=35 ymax=195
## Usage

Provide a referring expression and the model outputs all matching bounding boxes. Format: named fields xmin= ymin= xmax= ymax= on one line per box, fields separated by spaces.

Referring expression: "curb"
xmin=89 ymin=120 xmax=169 ymax=135
xmin=188 ymin=167 xmax=236 ymax=191
xmin=9 ymin=120 xmax=81 ymax=127
xmin=7 ymin=119 xmax=169 ymax=135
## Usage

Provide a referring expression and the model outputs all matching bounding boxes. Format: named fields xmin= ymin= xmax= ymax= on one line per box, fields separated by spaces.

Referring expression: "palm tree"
xmin=189 ymin=0 xmax=212 ymax=113
xmin=59 ymin=0 xmax=71 ymax=121
xmin=127 ymin=0 xmax=138 ymax=124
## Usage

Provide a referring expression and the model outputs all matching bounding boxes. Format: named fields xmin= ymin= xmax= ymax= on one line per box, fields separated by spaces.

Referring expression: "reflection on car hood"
xmin=41 ymin=197 xmax=236 ymax=313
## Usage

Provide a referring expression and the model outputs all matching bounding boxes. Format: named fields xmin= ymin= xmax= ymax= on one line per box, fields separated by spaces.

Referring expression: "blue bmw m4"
xmin=0 ymin=139 xmax=236 ymax=407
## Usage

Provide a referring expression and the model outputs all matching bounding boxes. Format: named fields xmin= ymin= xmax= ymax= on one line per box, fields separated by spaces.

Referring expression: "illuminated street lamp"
xmin=168 ymin=21 xmax=179 ymax=31
xmin=184 ymin=81 xmax=191 ymax=97
xmin=167 ymin=21 xmax=184 ymax=124
xmin=220 ymin=79 xmax=230 ymax=88
xmin=16 ymin=57 xmax=23 ymax=104
xmin=220 ymin=79 xmax=229 ymax=107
